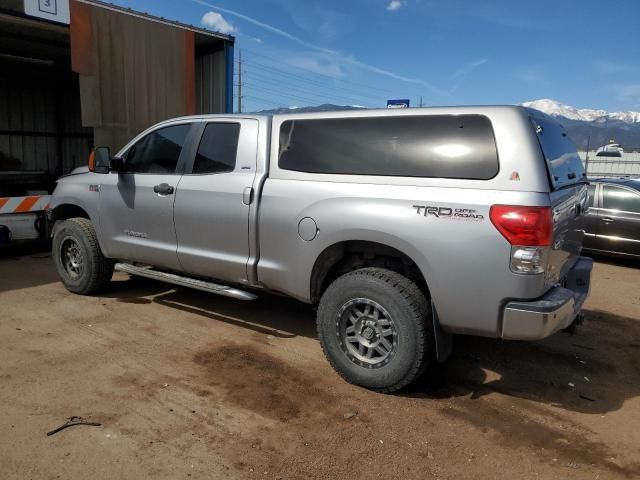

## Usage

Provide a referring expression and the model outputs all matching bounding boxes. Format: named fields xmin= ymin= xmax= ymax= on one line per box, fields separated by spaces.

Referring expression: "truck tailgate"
xmin=547 ymin=183 xmax=589 ymax=285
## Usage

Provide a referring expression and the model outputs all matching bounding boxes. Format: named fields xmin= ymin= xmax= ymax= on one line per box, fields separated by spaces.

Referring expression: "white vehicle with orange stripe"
xmin=47 ymin=107 xmax=593 ymax=393
xmin=0 ymin=194 xmax=51 ymax=243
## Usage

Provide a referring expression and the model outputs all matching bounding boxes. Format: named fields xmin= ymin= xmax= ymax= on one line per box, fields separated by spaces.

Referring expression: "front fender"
xmin=50 ymin=174 xmax=106 ymax=251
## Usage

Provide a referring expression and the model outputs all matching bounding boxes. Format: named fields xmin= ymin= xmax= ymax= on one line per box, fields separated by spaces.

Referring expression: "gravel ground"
xmin=0 ymin=252 xmax=639 ymax=479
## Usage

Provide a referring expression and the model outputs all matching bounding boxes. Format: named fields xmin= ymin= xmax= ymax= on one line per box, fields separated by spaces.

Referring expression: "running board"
xmin=114 ymin=263 xmax=258 ymax=301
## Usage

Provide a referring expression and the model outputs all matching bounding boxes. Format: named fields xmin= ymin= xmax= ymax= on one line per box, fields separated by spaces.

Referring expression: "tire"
xmin=52 ymin=217 xmax=114 ymax=295
xmin=317 ymin=268 xmax=433 ymax=393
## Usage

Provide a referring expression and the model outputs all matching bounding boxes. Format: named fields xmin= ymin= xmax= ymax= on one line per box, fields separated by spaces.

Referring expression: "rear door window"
xmin=531 ymin=116 xmax=585 ymax=189
xmin=278 ymin=114 xmax=499 ymax=179
xmin=602 ymin=185 xmax=640 ymax=213
xmin=192 ymin=123 xmax=241 ymax=174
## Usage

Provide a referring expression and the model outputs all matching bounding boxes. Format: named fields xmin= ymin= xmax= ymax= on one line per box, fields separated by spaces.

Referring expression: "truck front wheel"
xmin=52 ymin=217 xmax=114 ymax=295
xmin=317 ymin=268 xmax=434 ymax=393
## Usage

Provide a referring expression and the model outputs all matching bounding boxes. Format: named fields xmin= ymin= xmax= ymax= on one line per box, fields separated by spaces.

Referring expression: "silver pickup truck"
xmin=48 ymin=106 xmax=592 ymax=392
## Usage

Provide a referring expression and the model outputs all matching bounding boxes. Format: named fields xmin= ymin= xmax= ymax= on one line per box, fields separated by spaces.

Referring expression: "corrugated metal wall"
xmin=195 ymin=51 xmax=227 ymax=114
xmin=70 ymin=1 xmax=230 ymax=154
xmin=579 ymin=151 xmax=640 ymax=178
xmin=0 ymin=69 xmax=92 ymax=177
xmin=0 ymin=0 xmax=233 ymax=186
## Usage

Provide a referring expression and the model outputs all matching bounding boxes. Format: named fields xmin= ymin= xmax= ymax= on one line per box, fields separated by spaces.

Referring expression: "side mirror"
xmin=94 ymin=147 xmax=111 ymax=174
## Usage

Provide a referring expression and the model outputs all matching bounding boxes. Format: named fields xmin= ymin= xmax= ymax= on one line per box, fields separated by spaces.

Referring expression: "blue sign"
xmin=387 ymin=99 xmax=410 ymax=109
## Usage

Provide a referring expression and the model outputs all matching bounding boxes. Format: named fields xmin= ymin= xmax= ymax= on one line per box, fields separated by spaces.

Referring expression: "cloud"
xmin=387 ymin=1 xmax=405 ymax=11
xmin=594 ymin=60 xmax=637 ymax=75
xmin=468 ymin=5 xmax=546 ymax=30
xmin=450 ymin=58 xmax=488 ymax=81
xmin=286 ymin=6 xmax=353 ymax=43
xmin=513 ymin=66 xmax=545 ymax=84
xmin=287 ymin=55 xmax=345 ymax=78
xmin=192 ymin=0 xmax=443 ymax=94
xmin=201 ymin=11 xmax=236 ymax=34
xmin=252 ymin=37 xmax=264 ymax=44
xmin=446 ymin=58 xmax=488 ymax=94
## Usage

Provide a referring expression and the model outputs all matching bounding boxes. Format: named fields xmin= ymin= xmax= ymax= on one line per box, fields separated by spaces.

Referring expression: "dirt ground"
xmin=1 ymin=251 xmax=639 ymax=480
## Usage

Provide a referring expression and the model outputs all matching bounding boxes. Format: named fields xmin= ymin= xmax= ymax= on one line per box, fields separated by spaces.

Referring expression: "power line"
xmin=242 ymin=66 xmax=380 ymax=105
xmin=245 ymin=60 xmax=378 ymax=102
xmin=243 ymin=71 xmax=377 ymax=106
xmin=236 ymin=49 xmax=425 ymax=110
xmin=246 ymin=83 xmax=331 ymax=106
xmin=242 ymin=94 xmax=281 ymax=107
xmin=242 ymin=47 xmax=424 ymax=99
xmin=242 ymin=58 xmax=386 ymax=103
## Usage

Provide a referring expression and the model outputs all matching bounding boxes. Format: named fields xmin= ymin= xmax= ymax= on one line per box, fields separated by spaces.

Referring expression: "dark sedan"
xmin=583 ymin=178 xmax=640 ymax=258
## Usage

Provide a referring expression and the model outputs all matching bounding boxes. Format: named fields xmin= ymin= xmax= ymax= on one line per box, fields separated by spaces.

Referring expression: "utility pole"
xmin=419 ymin=95 xmax=423 ymax=108
xmin=237 ymin=49 xmax=242 ymax=113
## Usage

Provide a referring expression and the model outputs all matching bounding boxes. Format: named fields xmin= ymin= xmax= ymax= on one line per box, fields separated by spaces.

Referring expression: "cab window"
xmin=125 ymin=124 xmax=190 ymax=174
xmin=192 ymin=123 xmax=240 ymax=174
xmin=602 ymin=185 xmax=640 ymax=213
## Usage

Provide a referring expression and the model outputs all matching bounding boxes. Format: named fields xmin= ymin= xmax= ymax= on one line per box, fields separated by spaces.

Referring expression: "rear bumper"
xmin=501 ymin=256 xmax=593 ymax=340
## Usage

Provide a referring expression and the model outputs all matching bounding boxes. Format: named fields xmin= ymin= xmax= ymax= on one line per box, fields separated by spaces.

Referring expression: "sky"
xmin=111 ymin=0 xmax=640 ymax=113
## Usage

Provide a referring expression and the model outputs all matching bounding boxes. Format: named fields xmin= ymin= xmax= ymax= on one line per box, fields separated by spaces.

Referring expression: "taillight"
xmin=489 ymin=205 xmax=553 ymax=247
xmin=490 ymin=205 xmax=553 ymax=274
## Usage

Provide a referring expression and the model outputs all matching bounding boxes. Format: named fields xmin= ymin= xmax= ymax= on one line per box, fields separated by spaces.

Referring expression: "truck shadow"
xmin=101 ymin=275 xmax=318 ymax=340
xmin=102 ymin=277 xmax=639 ymax=415
xmin=409 ymin=309 xmax=640 ymax=415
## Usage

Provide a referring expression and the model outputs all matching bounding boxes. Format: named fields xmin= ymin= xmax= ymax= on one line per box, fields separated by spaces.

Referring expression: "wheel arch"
xmin=309 ymin=239 xmax=431 ymax=304
xmin=49 ymin=203 xmax=91 ymax=225
xmin=49 ymin=201 xmax=110 ymax=256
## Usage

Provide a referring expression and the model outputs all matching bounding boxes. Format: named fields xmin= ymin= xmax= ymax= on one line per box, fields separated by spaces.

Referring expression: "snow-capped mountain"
xmin=521 ymin=99 xmax=640 ymax=124
xmin=521 ymin=99 xmax=640 ymax=149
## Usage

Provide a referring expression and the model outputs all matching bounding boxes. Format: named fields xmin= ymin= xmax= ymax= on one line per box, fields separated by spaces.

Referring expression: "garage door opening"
xmin=0 ymin=11 xmax=90 ymax=195
xmin=0 ymin=1 xmax=234 ymax=243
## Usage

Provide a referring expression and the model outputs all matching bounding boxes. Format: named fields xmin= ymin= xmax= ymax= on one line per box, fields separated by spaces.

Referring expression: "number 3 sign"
xmin=24 ymin=0 xmax=70 ymax=24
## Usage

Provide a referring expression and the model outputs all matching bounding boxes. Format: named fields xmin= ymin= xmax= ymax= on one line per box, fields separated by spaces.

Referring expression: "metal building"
xmin=0 ymin=0 xmax=234 ymax=197
xmin=0 ymin=0 xmax=233 ymax=242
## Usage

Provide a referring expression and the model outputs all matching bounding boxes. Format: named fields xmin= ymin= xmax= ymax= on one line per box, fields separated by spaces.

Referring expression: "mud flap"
xmin=432 ymin=301 xmax=453 ymax=362
xmin=563 ymin=311 xmax=586 ymax=335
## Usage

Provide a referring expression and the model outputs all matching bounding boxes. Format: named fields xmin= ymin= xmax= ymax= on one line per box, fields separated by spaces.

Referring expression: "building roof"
xmin=79 ymin=0 xmax=234 ymax=42
xmin=590 ymin=177 xmax=640 ymax=189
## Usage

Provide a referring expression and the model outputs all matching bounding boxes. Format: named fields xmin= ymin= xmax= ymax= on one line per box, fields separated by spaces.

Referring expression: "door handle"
xmin=153 ymin=183 xmax=174 ymax=195
xmin=602 ymin=217 xmax=614 ymax=223
xmin=243 ymin=187 xmax=254 ymax=205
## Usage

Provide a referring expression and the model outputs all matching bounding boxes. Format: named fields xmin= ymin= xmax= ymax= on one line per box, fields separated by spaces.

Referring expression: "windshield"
xmin=530 ymin=116 xmax=586 ymax=189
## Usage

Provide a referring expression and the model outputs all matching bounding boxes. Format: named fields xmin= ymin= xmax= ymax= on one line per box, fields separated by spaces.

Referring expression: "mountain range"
xmin=258 ymin=99 xmax=640 ymax=151
xmin=521 ymin=99 xmax=640 ymax=150
xmin=521 ymin=99 xmax=640 ymax=124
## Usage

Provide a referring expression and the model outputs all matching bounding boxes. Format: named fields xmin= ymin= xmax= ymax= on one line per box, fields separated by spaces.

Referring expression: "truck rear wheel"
xmin=52 ymin=217 xmax=114 ymax=295
xmin=317 ymin=268 xmax=433 ymax=393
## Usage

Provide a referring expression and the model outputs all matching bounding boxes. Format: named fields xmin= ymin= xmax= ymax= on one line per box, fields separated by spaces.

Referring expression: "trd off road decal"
xmin=412 ymin=205 xmax=484 ymax=221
